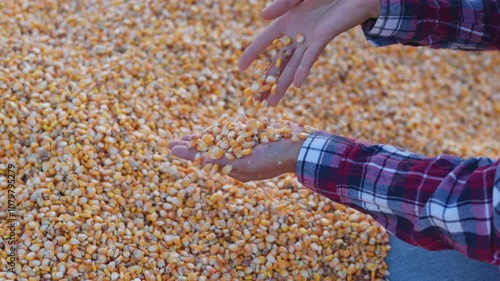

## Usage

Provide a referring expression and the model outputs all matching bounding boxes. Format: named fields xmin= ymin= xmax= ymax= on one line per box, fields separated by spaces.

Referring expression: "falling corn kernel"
xmin=275 ymin=58 xmax=282 ymax=68
xmin=295 ymin=33 xmax=305 ymax=43
xmin=271 ymin=84 xmax=277 ymax=95
xmin=281 ymin=35 xmax=292 ymax=46
xmin=265 ymin=75 xmax=277 ymax=84
xmin=244 ymin=34 xmax=302 ymax=105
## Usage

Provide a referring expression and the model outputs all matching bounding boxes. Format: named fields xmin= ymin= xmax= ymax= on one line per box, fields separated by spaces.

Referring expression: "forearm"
xmin=296 ymin=131 xmax=500 ymax=264
xmin=362 ymin=0 xmax=500 ymax=50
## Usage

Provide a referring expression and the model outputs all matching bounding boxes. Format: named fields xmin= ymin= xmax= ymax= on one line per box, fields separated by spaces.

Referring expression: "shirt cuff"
xmin=361 ymin=0 xmax=412 ymax=47
xmin=295 ymin=131 xmax=356 ymax=205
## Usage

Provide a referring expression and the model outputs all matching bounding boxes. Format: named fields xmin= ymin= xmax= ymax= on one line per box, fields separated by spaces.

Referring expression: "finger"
xmin=258 ymin=47 xmax=294 ymax=102
xmin=168 ymin=140 xmax=188 ymax=150
xmin=293 ymin=41 xmax=328 ymax=88
xmin=231 ymin=174 xmax=252 ymax=183
xmin=203 ymin=157 xmax=229 ymax=167
xmin=289 ymin=122 xmax=305 ymax=132
xmin=239 ymin=20 xmax=282 ymax=71
xmin=269 ymin=121 xmax=295 ymax=129
xmin=170 ymin=146 xmax=198 ymax=161
xmin=260 ymin=0 xmax=304 ymax=20
xmin=267 ymin=46 xmax=305 ymax=106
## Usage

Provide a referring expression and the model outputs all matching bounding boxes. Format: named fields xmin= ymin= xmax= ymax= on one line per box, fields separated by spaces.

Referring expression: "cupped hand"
xmin=168 ymin=124 xmax=306 ymax=182
xmin=239 ymin=0 xmax=381 ymax=106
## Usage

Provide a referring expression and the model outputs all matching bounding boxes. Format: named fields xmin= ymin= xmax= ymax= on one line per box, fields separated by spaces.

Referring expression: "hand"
xmin=168 ymin=124 xmax=306 ymax=182
xmin=239 ymin=0 xmax=381 ymax=106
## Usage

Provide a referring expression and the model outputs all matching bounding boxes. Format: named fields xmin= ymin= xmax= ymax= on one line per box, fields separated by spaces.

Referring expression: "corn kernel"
xmin=295 ymin=33 xmax=305 ymax=43
xmin=221 ymin=165 xmax=233 ymax=175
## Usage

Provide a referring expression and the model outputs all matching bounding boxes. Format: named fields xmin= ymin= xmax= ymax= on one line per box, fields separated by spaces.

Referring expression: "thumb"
xmin=170 ymin=146 xmax=197 ymax=161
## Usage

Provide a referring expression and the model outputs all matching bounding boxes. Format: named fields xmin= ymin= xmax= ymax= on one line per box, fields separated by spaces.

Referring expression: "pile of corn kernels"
xmin=0 ymin=1 xmax=498 ymax=281
xmin=189 ymin=115 xmax=312 ymax=175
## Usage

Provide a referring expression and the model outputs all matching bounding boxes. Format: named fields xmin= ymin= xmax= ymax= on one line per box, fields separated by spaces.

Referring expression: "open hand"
xmin=239 ymin=0 xmax=381 ymax=106
xmin=168 ymin=123 xmax=307 ymax=182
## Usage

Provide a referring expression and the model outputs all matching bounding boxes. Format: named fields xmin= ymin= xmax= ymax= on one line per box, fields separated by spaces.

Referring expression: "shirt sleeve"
xmin=361 ymin=0 xmax=500 ymax=50
xmin=296 ymin=131 xmax=500 ymax=265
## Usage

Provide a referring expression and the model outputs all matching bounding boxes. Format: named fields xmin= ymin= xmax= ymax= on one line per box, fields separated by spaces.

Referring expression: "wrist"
xmin=283 ymin=139 xmax=305 ymax=173
xmin=370 ymin=0 xmax=381 ymax=18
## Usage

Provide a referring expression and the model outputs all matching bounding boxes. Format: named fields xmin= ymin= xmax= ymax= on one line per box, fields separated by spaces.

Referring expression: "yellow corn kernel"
xmin=281 ymin=127 xmax=292 ymax=134
xmin=281 ymin=35 xmax=291 ymax=46
xmin=253 ymin=100 xmax=262 ymax=110
xmin=245 ymin=96 xmax=254 ymax=107
xmin=221 ymin=165 xmax=232 ymax=175
xmin=241 ymin=148 xmax=252 ymax=156
xmin=218 ymin=140 xmax=229 ymax=150
xmin=196 ymin=142 xmax=208 ymax=151
xmin=229 ymin=139 xmax=239 ymax=148
xmin=270 ymin=84 xmax=277 ymax=95
xmin=202 ymin=134 xmax=215 ymax=144
xmin=298 ymin=132 xmax=309 ymax=139
xmin=260 ymin=84 xmax=271 ymax=92
xmin=295 ymin=33 xmax=305 ymax=43
xmin=211 ymin=147 xmax=224 ymax=159
xmin=193 ymin=152 xmax=202 ymax=165
xmin=202 ymin=163 xmax=213 ymax=173
xmin=302 ymin=125 xmax=314 ymax=133
xmin=210 ymin=164 xmax=219 ymax=177
xmin=265 ymin=75 xmax=276 ymax=84
xmin=243 ymin=87 xmax=253 ymax=97
xmin=236 ymin=132 xmax=252 ymax=143
xmin=275 ymin=58 xmax=282 ymax=68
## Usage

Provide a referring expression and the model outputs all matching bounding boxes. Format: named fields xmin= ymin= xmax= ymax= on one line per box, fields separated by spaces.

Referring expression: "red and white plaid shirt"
xmin=297 ymin=0 xmax=500 ymax=265
xmin=297 ymin=132 xmax=500 ymax=264
xmin=362 ymin=0 xmax=500 ymax=50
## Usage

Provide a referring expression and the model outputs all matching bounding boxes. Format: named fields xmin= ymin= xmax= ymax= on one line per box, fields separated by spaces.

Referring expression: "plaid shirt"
xmin=296 ymin=132 xmax=500 ymax=264
xmin=361 ymin=0 xmax=500 ymax=50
